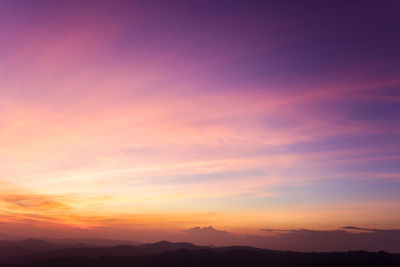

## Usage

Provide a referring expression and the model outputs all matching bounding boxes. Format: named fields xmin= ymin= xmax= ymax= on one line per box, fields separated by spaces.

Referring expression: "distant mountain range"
xmin=0 ymin=237 xmax=399 ymax=266
xmin=0 ymin=233 xmax=24 ymax=241
xmin=0 ymin=234 xmax=139 ymax=246
xmin=42 ymin=237 xmax=140 ymax=247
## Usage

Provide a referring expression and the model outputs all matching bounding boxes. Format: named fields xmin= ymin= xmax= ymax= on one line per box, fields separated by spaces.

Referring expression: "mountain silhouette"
xmin=0 ymin=239 xmax=399 ymax=266
xmin=4 ymin=240 xmax=206 ymax=263
xmin=0 ymin=239 xmax=91 ymax=260
xmin=0 ymin=233 xmax=24 ymax=241
xmin=42 ymin=237 xmax=140 ymax=247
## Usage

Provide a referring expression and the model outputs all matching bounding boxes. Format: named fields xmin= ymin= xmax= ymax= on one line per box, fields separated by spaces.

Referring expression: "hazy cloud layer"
xmin=180 ymin=226 xmax=400 ymax=253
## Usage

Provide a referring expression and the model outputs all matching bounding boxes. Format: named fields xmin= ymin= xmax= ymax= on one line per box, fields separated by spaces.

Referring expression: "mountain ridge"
xmin=0 ymin=238 xmax=399 ymax=266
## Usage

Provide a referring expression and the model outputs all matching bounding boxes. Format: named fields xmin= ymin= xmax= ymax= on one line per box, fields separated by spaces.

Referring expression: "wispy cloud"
xmin=0 ymin=194 xmax=69 ymax=210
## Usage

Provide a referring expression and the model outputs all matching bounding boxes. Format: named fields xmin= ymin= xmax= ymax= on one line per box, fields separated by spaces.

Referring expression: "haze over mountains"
xmin=1 ymin=224 xmax=400 ymax=254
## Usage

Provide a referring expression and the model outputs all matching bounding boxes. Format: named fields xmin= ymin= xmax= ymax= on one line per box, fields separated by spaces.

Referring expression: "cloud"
xmin=180 ymin=226 xmax=400 ymax=253
xmin=184 ymin=225 xmax=229 ymax=235
xmin=257 ymin=227 xmax=400 ymax=253
xmin=261 ymin=228 xmax=299 ymax=233
xmin=182 ymin=226 xmax=234 ymax=246
xmin=0 ymin=194 xmax=69 ymax=210
xmin=342 ymin=226 xmax=400 ymax=234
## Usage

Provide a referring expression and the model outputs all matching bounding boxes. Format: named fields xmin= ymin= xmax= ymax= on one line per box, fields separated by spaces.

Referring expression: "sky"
xmin=0 ymin=0 xmax=400 ymax=249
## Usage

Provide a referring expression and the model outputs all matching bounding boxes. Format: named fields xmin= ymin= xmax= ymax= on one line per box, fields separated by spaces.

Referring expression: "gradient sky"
xmin=0 ymin=0 xmax=400 ymax=243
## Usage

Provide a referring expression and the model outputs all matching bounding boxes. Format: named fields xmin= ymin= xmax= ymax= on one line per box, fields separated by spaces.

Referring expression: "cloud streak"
xmin=0 ymin=195 xmax=69 ymax=210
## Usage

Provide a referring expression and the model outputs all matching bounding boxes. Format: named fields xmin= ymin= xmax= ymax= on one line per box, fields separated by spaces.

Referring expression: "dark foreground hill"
xmin=0 ymin=240 xmax=399 ymax=267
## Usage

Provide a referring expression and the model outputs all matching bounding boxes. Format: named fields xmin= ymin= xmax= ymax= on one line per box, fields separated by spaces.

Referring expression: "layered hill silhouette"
xmin=0 ymin=239 xmax=91 ymax=259
xmin=0 ymin=238 xmax=399 ymax=266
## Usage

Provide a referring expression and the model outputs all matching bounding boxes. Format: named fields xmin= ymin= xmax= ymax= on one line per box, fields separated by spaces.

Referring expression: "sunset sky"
xmin=0 ymin=0 xmax=399 ymax=244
